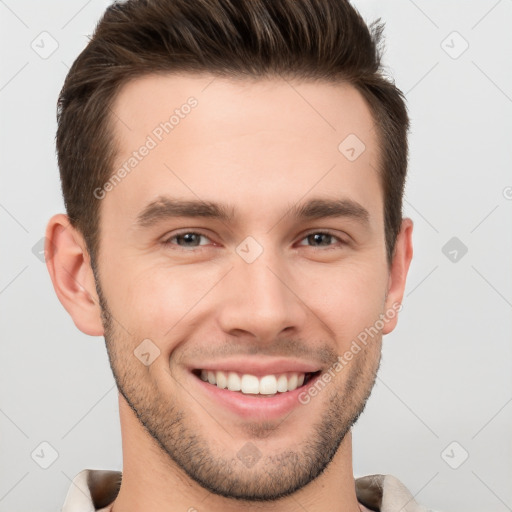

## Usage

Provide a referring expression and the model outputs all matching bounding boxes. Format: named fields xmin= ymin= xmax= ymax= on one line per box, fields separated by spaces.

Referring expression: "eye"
xmin=296 ymin=231 xmax=346 ymax=249
xmin=162 ymin=230 xmax=347 ymax=252
xmin=163 ymin=231 xmax=212 ymax=250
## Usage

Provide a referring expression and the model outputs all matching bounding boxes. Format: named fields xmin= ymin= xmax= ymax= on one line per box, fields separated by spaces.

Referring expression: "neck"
xmin=111 ymin=394 xmax=362 ymax=512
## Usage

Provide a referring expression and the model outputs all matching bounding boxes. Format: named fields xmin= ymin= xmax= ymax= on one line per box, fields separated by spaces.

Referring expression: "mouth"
xmin=191 ymin=369 xmax=322 ymax=397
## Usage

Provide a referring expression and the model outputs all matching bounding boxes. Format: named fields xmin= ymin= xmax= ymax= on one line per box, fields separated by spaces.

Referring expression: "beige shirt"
xmin=61 ymin=469 xmax=437 ymax=511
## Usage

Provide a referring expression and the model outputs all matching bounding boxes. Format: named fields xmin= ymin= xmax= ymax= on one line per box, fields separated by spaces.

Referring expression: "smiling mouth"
xmin=192 ymin=369 xmax=321 ymax=396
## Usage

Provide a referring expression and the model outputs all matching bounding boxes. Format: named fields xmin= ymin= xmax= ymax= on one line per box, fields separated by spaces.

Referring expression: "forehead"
xmin=104 ymin=73 xmax=381 ymax=229
xmin=111 ymin=73 xmax=377 ymax=148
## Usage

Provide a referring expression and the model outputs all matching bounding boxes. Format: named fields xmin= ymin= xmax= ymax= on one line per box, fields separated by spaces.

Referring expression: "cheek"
xmin=301 ymin=261 xmax=388 ymax=340
xmin=103 ymin=250 xmax=389 ymax=344
xmin=110 ymin=263 xmax=220 ymax=335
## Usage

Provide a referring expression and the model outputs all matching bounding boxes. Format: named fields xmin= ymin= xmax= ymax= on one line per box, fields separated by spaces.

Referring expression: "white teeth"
xmin=216 ymin=370 xmax=228 ymax=389
xmin=199 ymin=370 xmax=307 ymax=395
xmin=276 ymin=374 xmax=288 ymax=392
xmin=287 ymin=373 xmax=298 ymax=391
xmin=259 ymin=375 xmax=277 ymax=395
xmin=241 ymin=374 xmax=259 ymax=394
xmin=227 ymin=371 xmax=241 ymax=391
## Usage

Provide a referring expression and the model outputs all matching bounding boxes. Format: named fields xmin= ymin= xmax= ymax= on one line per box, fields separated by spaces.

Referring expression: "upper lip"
xmin=190 ymin=357 xmax=322 ymax=377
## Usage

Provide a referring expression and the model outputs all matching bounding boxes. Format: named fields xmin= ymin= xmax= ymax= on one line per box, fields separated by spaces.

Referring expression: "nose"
xmin=216 ymin=246 xmax=307 ymax=343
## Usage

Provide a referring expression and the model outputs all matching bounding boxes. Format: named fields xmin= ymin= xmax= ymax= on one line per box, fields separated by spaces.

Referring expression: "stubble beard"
xmin=94 ymin=273 xmax=381 ymax=502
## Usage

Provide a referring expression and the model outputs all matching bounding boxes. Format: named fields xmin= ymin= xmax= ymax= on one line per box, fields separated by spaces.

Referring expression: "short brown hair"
xmin=56 ymin=0 xmax=409 ymax=268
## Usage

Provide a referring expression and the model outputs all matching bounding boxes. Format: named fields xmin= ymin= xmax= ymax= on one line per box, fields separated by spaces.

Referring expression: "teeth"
xmin=276 ymin=374 xmax=288 ymax=392
xmin=199 ymin=370 xmax=307 ymax=395
xmin=259 ymin=375 xmax=277 ymax=395
xmin=287 ymin=373 xmax=298 ymax=391
xmin=241 ymin=374 xmax=259 ymax=394
xmin=216 ymin=370 xmax=228 ymax=389
xmin=227 ymin=371 xmax=241 ymax=391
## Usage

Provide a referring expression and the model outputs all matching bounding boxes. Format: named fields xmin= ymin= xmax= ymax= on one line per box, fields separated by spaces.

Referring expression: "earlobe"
xmin=382 ymin=218 xmax=413 ymax=335
xmin=44 ymin=214 xmax=104 ymax=336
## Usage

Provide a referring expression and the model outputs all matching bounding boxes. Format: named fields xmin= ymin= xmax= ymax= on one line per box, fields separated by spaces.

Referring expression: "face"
xmin=93 ymin=74 xmax=395 ymax=500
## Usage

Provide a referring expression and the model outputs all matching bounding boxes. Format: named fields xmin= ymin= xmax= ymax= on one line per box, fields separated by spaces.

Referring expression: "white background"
xmin=0 ymin=1 xmax=511 ymax=511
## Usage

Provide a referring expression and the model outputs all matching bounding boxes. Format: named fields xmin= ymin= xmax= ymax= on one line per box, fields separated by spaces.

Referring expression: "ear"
xmin=44 ymin=214 xmax=104 ymax=336
xmin=382 ymin=217 xmax=413 ymax=335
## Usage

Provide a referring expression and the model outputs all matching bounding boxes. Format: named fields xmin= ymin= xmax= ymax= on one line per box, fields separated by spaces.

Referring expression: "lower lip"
xmin=190 ymin=372 xmax=320 ymax=421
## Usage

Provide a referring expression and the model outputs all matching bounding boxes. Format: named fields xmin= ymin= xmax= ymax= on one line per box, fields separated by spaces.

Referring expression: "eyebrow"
xmin=134 ymin=196 xmax=370 ymax=229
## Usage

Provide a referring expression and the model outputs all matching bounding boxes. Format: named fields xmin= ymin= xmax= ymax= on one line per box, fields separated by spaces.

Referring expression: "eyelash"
xmin=162 ymin=230 xmax=347 ymax=251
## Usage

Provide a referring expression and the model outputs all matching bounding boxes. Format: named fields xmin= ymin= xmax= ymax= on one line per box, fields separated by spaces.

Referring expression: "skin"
xmin=45 ymin=74 xmax=413 ymax=512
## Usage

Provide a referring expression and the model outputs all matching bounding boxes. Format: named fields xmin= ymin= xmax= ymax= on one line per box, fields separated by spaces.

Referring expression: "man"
xmin=45 ymin=0 xmax=428 ymax=510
